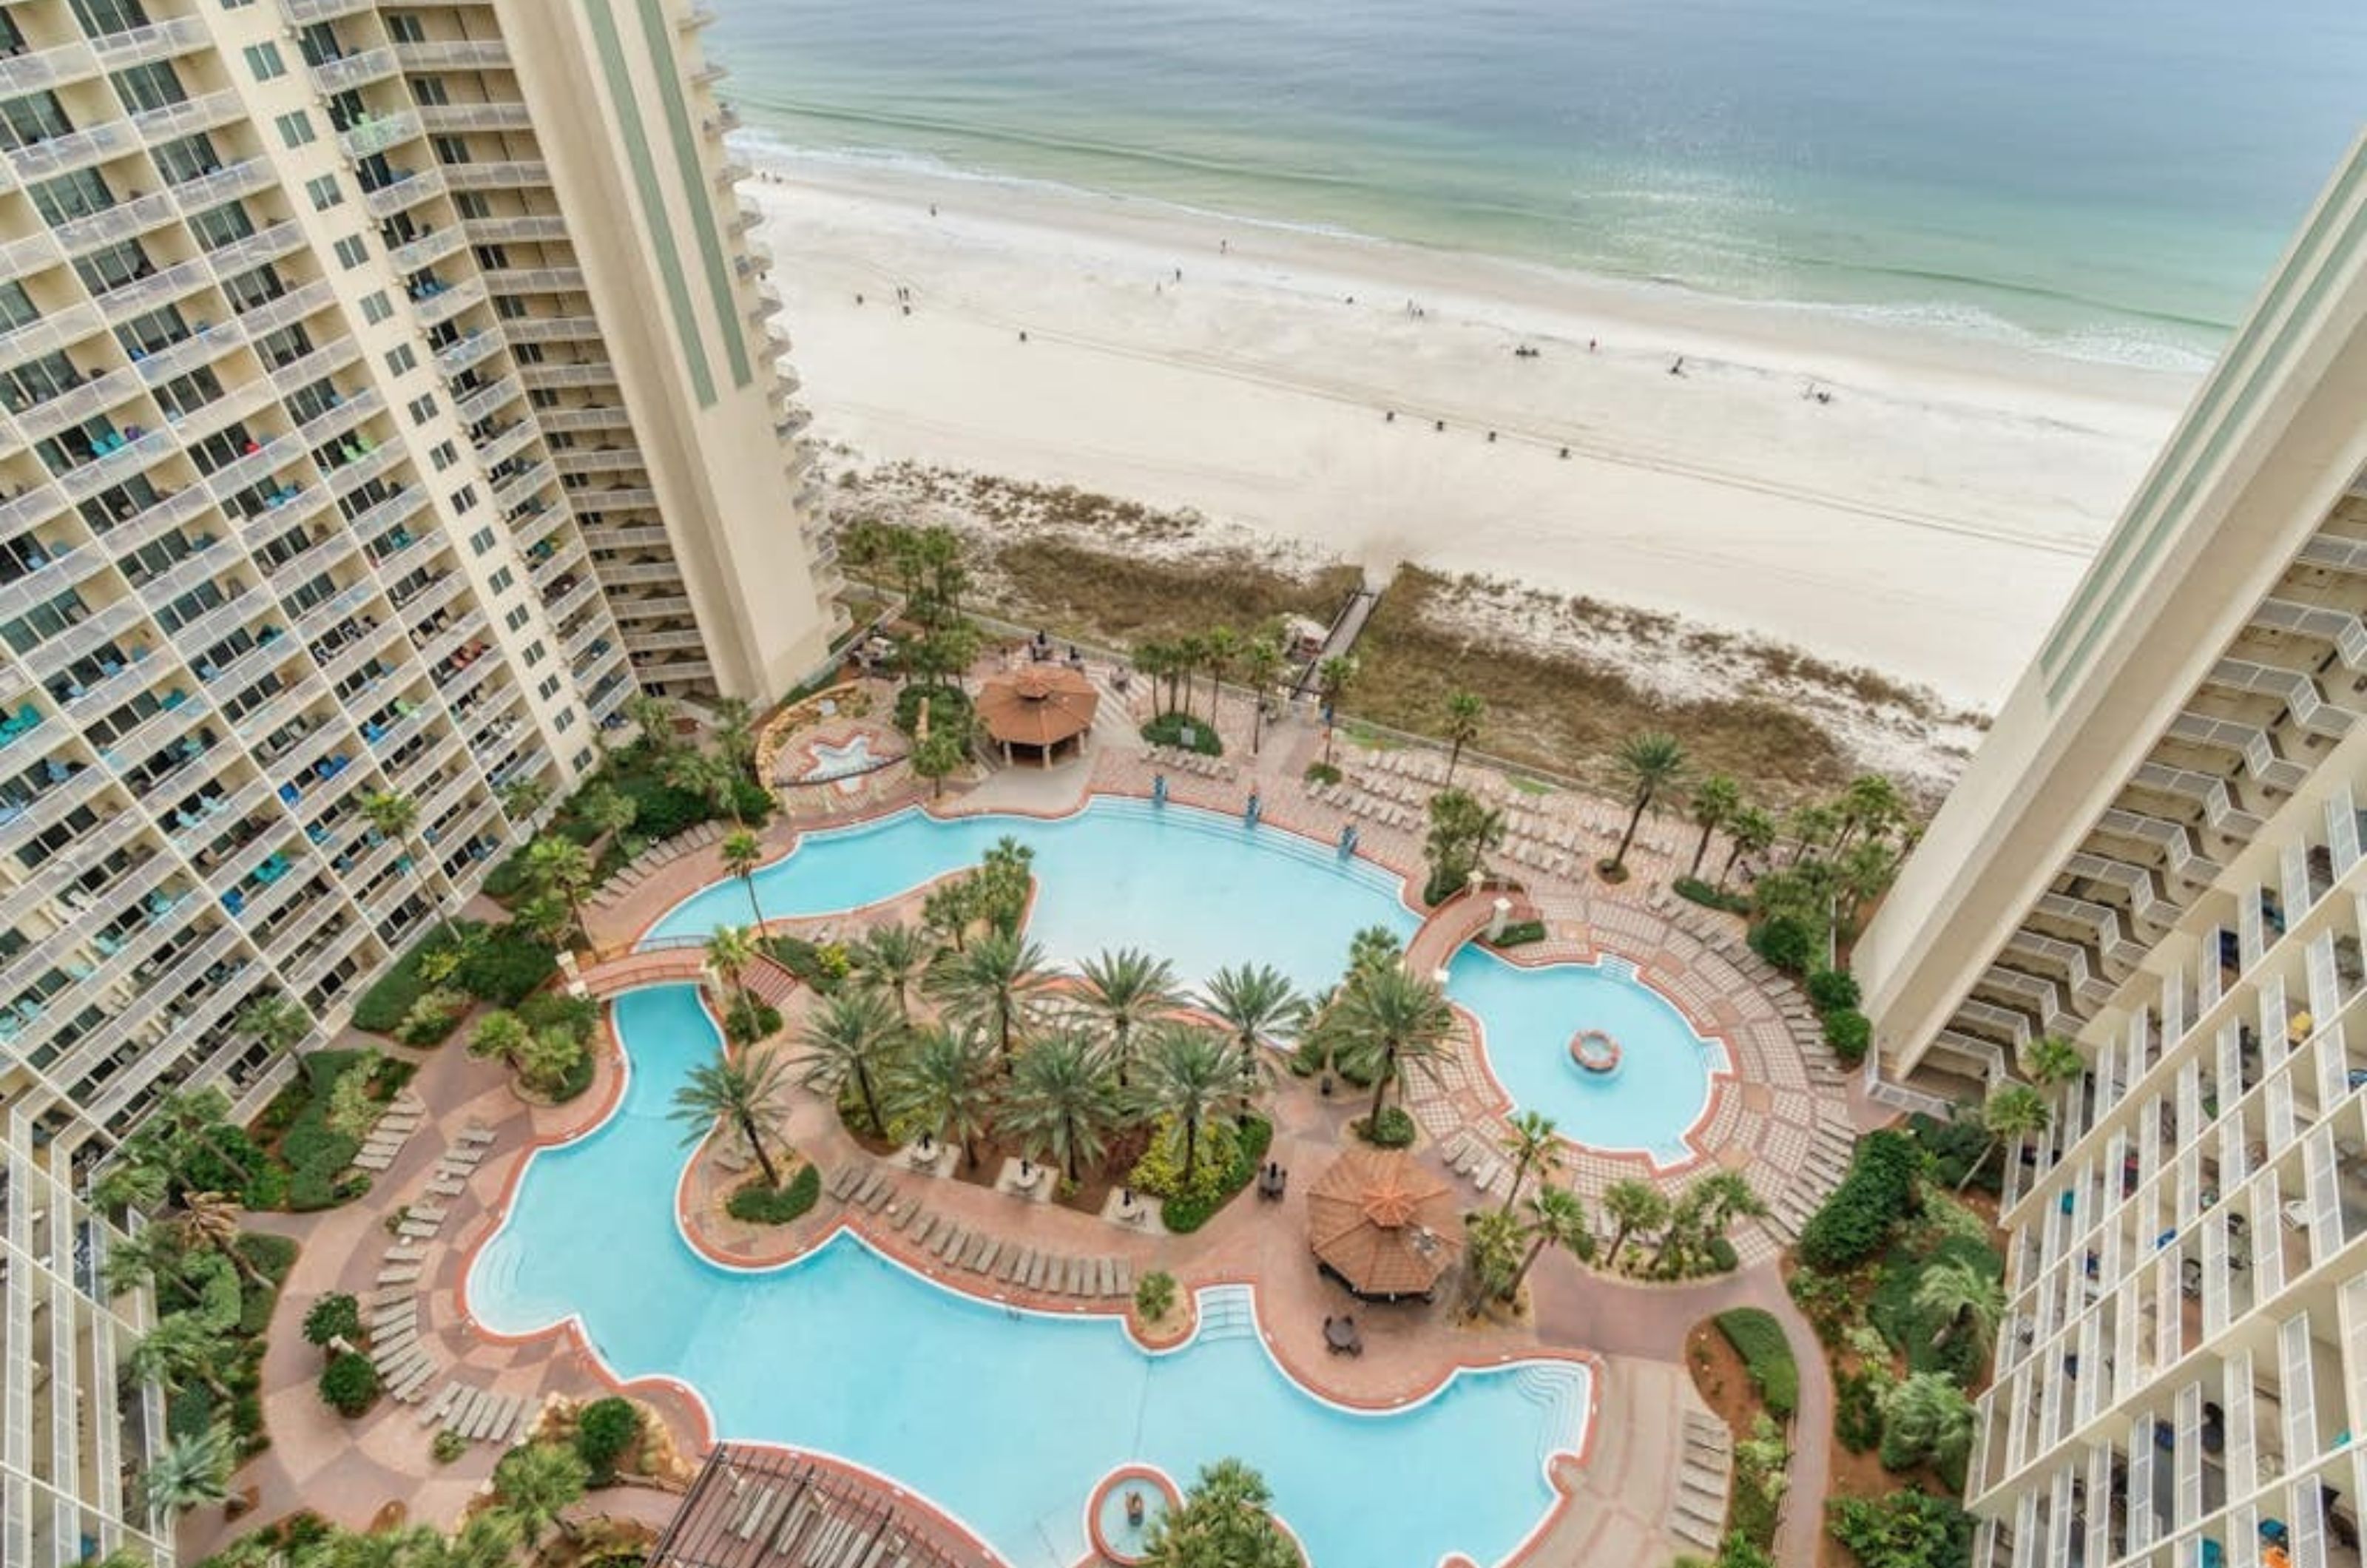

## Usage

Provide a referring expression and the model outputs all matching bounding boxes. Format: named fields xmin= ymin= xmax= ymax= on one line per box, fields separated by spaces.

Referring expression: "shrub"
xmin=1135 ymin=1270 xmax=1178 ymax=1322
xmin=1303 ymin=760 xmax=1342 ymax=785
xmin=547 ymin=1047 xmax=598 ymax=1104
xmin=1672 ymin=876 xmax=1753 ymax=915
xmin=1747 ymin=914 xmax=1817 ymax=974
xmin=399 ymin=987 xmax=471 ymax=1047
xmin=1713 ymin=1308 xmax=1799 ymax=1419
xmin=178 ymin=1125 xmax=268 ymax=1197
xmin=431 ymin=1428 xmax=470 ymax=1464
xmin=521 ymin=990 xmax=599 ymax=1041
xmin=892 ymin=683 xmax=973 ymax=740
xmin=725 ymin=1163 xmax=821 ymax=1224
xmin=1826 ymin=1490 xmax=1973 ymax=1568
xmin=1905 ymin=1111 xmax=1999 ymax=1194
xmin=1797 ymin=1129 xmax=1925 ymax=1271
xmin=1127 ymin=1118 xmax=1241 ymax=1205
xmin=301 ymin=1293 xmax=362 ymax=1348
xmin=575 ymin=1396 xmax=641 ymax=1484
xmin=1806 ymin=967 xmax=1862 ymax=1013
xmin=1487 ymin=919 xmax=1547 ymax=948
xmin=1141 ymin=711 xmax=1223 ymax=755
xmin=763 ymin=935 xmax=848 ymax=995
xmin=238 ymin=1233 xmax=299 ymax=1284
xmin=455 ymin=923 xmax=558 ymax=1007
xmin=1868 ymin=1234 xmax=2004 ymax=1382
xmin=724 ymin=996 xmax=783 ymax=1044
xmin=1356 ymin=1105 xmax=1417 ymax=1148
xmin=318 ymin=1351 xmax=379 ymax=1417
xmin=1823 ymin=1008 xmax=1872 ymax=1066
xmin=1161 ymin=1117 xmax=1271 ymax=1234
xmin=352 ymin=933 xmax=450 ymax=1033
xmin=1704 ymin=1235 xmax=1739 ymax=1274
xmin=1837 ymin=1371 xmax=1886 ymax=1453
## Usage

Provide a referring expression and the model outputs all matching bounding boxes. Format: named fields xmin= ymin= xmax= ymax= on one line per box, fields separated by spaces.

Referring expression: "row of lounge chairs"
xmin=828 ymin=1163 xmax=1138 ymax=1300
xmin=1306 ymin=780 xmax=1419 ymax=831
xmin=1146 ymin=743 xmax=1235 ymax=782
xmin=371 ymin=1123 xmax=530 ymax=1441
xmin=590 ymin=820 xmax=735 ymax=910
xmin=1439 ymin=1129 xmax=1510 ymax=1196
xmin=351 ymin=1089 xmax=429 ymax=1172
xmin=1667 ymin=1412 xmax=1736 ymax=1552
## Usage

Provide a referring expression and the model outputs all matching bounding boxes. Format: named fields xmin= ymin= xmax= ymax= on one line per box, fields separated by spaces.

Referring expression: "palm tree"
xmin=1172 ymin=632 xmax=1207 ymax=721
xmin=490 ymin=1442 xmax=588 ymax=1547
xmin=1198 ymin=963 xmax=1303 ymax=1119
xmin=1606 ymin=730 xmax=1687 ymax=877
xmin=1880 ymin=1372 xmax=1976 ymax=1471
xmin=233 ymin=989 xmax=310 ymax=1065
xmin=1783 ymin=801 xmax=1840 ymax=868
xmin=705 ymin=924 xmax=761 ymax=1018
xmin=720 ymin=828 xmax=766 ymax=927
xmin=1497 ymin=1110 xmax=1564 ymax=1216
xmin=1718 ymin=805 xmax=1776 ymax=891
xmin=1131 ymin=1024 xmax=1238 ymax=1184
xmin=1962 ymin=1082 xmax=2050 ymax=1192
xmin=434 ymin=1515 xmax=525 ymax=1568
xmin=669 ymin=1046 xmax=794 ymax=1189
xmin=1463 ymin=1206 xmax=1526 ymax=1309
xmin=1653 ymin=1170 xmax=1765 ymax=1272
xmin=139 ymin=1424 xmax=237 ymax=1521
xmin=91 ymin=1155 xmax=167 ymax=1220
xmin=1076 ymin=947 xmax=1184 ymax=1087
xmin=711 ymin=696 xmax=757 ymax=781
xmin=1440 ymin=690 xmax=1486 ymax=784
xmin=174 ymin=1190 xmax=260 ymax=1284
xmin=925 ymin=927 xmax=1053 ymax=1064
xmin=1914 ymin=1257 xmax=2005 ymax=1367
xmin=101 ymin=1225 xmax=186 ymax=1298
xmin=624 ymin=692 xmax=675 ymax=757
xmin=497 ymin=776 xmax=551 ymax=824
xmin=998 ymin=1030 xmax=1122 ymax=1184
xmin=854 ymin=922 xmax=933 ymax=1024
xmin=1203 ymin=624 xmax=1242 ymax=731
xmin=796 ymin=988 xmax=907 ymax=1137
xmin=1832 ymin=773 xmax=1905 ymax=856
xmin=1326 ymin=964 xmax=1458 ymax=1133
xmin=1507 ymin=1184 xmax=1593 ymax=1298
xmin=1315 ymin=655 xmax=1357 ymax=765
xmin=128 ymin=1313 xmax=237 ymax=1401
xmin=885 ymin=1024 xmax=998 ymax=1169
xmin=362 ymin=789 xmax=457 ymax=944
xmin=1240 ymin=635 xmax=1285 ymax=755
xmin=2021 ymin=1033 xmax=2084 ymax=1089
xmin=524 ymin=836 xmax=596 ymax=943
xmin=668 ymin=746 xmax=747 ymax=827
xmin=469 ymin=1008 xmax=530 ymax=1074
xmin=1686 ymin=774 xmax=1743 ymax=880
xmin=1598 ymin=1178 xmax=1670 ymax=1271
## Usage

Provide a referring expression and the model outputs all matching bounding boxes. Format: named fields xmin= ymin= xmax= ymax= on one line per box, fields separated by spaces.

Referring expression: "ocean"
xmin=706 ymin=0 xmax=2365 ymax=373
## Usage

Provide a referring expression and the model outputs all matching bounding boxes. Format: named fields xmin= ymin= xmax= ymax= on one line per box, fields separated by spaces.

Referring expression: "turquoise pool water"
xmin=467 ymin=987 xmax=1592 ymax=1568
xmin=646 ymin=798 xmax=1719 ymax=1159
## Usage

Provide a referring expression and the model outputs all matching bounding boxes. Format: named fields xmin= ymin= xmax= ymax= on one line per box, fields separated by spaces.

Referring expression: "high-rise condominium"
xmin=1855 ymin=133 xmax=2367 ymax=1567
xmin=0 ymin=2 xmax=833 ymax=1553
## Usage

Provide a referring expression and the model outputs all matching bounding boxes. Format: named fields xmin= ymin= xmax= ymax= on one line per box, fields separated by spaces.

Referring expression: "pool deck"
xmin=186 ymin=680 xmax=1885 ymax=1568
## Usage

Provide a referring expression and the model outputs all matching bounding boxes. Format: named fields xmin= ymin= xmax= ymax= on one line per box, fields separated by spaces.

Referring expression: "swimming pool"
xmin=800 ymin=734 xmax=880 ymax=794
xmin=467 ymin=987 xmax=1593 ymax=1568
xmin=645 ymin=798 xmax=1723 ymax=1160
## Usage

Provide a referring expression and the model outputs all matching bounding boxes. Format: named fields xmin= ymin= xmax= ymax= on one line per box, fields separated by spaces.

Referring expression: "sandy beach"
xmin=742 ymin=145 xmax=2197 ymax=712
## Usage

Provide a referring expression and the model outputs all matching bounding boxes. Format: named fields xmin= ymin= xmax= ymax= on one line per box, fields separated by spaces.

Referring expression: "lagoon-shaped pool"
xmin=645 ymin=798 xmax=1721 ymax=1161
xmin=467 ymin=987 xmax=1593 ymax=1568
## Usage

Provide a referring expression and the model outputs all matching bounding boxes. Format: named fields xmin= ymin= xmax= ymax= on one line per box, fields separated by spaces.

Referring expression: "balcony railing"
xmin=168 ymin=158 xmax=274 ymax=213
xmin=283 ymin=0 xmax=377 ymax=21
xmin=0 ymin=40 xmax=98 ymax=98
xmin=0 ymin=230 xmax=61 ymax=285
xmin=4 ymin=120 xmax=135 ymax=183
xmin=54 ymin=428 xmax=177 ymax=503
xmin=236 ymin=278 xmax=337 ymax=340
xmin=459 ymin=215 xmax=569 ymax=246
xmin=391 ymin=39 xmax=513 ymax=70
xmin=359 ymin=164 xmax=447 ymax=220
xmin=87 ymin=16 xmax=209 ymax=72
xmin=129 ymin=317 xmax=247 ymax=385
xmin=50 ymin=189 xmax=178 ymax=256
xmin=203 ymin=220 xmax=307 ymax=277
xmin=483 ymin=266 xmax=584 ymax=295
xmin=416 ymin=102 xmax=532 ymax=134
xmin=92 ymin=254 xmax=216 ymax=327
xmin=430 ymin=327 xmax=504 ymax=379
xmin=440 ymin=160 xmax=547 ymax=190
xmin=411 ymin=274 xmax=487 ymax=331
xmin=338 ymin=109 xmax=423 ymax=162
xmin=388 ymin=225 xmax=466 ymax=274
xmin=308 ymin=47 xmax=399 ymax=97
xmin=130 ymin=89 xmax=246 ymax=147
xmin=450 ymin=374 xmax=520 ymax=426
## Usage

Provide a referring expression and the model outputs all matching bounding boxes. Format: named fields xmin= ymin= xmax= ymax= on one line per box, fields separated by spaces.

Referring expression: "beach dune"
xmin=744 ymin=147 xmax=2194 ymax=709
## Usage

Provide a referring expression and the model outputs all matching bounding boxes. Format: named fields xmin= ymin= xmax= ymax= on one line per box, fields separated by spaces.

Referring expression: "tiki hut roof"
xmin=976 ymin=664 xmax=1099 ymax=750
xmin=1305 ymin=1146 xmax=1462 ymax=1300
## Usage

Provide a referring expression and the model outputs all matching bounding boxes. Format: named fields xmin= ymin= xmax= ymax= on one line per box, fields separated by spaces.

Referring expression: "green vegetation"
xmin=1796 ymin=1129 xmax=1924 ymax=1271
xmin=1141 ymin=1458 xmax=1304 ymax=1568
xmin=724 ymin=1162 xmax=822 ymax=1225
xmin=300 ymin=1293 xmax=359 ymax=1348
xmin=1420 ymin=786 xmax=1507 ymax=905
xmin=1135 ymin=1269 xmax=1179 ymax=1322
xmin=1485 ymin=919 xmax=1547 ymax=948
xmin=1713 ymin=1308 xmax=1800 ymax=1419
xmin=1672 ymin=876 xmax=1753 ymax=914
xmin=573 ymin=1396 xmax=642 ymax=1484
xmin=317 ymin=1351 xmax=379 ymax=1416
xmin=1142 ymin=710 xmax=1223 ymax=755
xmin=430 ymin=1427 xmax=470 ymax=1464
xmin=1356 ymin=1104 xmax=1417 ymax=1148
xmin=1158 ymin=1117 xmax=1272 ymax=1234
xmin=1826 ymin=1490 xmax=1974 ymax=1568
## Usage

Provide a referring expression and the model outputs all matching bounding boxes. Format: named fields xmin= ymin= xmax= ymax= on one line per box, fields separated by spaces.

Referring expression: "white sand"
xmin=741 ymin=146 xmax=2197 ymax=711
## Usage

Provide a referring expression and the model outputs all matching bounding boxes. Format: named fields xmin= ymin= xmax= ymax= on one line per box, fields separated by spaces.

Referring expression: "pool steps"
xmin=1192 ymin=1284 xmax=1259 ymax=1343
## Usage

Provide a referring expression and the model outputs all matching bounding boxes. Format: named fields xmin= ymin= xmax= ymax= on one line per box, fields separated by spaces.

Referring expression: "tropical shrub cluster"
xmin=1713 ymin=1308 xmax=1800 ymax=1419
xmin=1796 ymin=1129 xmax=1924 ymax=1271
xmin=725 ymin=1163 xmax=821 ymax=1225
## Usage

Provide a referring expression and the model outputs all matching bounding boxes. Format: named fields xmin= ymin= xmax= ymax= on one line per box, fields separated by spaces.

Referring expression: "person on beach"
xmin=1019 ymin=331 xmax=1028 ymax=342
xmin=929 ymin=203 xmax=938 ymax=217
xmin=1174 ymin=267 xmax=1183 ymax=283
xmin=1220 ymin=239 xmax=1229 ymax=254
xmin=1669 ymin=355 xmax=1686 ymax=376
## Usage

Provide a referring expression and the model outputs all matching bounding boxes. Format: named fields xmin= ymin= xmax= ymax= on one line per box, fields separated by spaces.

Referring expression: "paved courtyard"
xmin=191 ymin=672 xmax=1883 ymax=1568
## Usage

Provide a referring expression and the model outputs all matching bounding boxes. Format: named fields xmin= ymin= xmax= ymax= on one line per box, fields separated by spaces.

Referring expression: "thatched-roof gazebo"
xmin=1305 ymin=1147 xmax=1462 ymax=1302
xmin=976 ymin=663 xmax=1099 ymax=767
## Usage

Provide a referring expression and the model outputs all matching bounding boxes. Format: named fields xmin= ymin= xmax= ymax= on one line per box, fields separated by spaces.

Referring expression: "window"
xmin=386 ymin=14 xmax=428 ymax=44
xmin=503 ymin=605 xmax=530 ymax=634
xmin=430 ymin=440 xmax=458 ymax=472
xmin=0 ymin=92 xmax=74 ymax=153
xmin=27 ymin=167 xmax=112 ymax=226
xmin=493 ymin=294 xmax=527 ymax=321
xmin=522 ymin=639 xmax=546 ymax=667
xmin=487 ymin=567 xmax=515 ymax=595
xmin=359 ymin=291 xmax=393 ymax=325
xmin=334 ymin=234 xmax=369 ymax=270
xmin=555 ymin=708 xmax=576 ymax=733
xmin=405 ymin=394 xmax=437 ymax=427
xmin=384 ymin=344 xmax=416 ymax=377
xmin=450 ymin=484 xmax=479 ymax=513
xmin=186 ymin=203 xmax=255 ymax=251
xmin=149 ymin=132 xmax=220 ymax=187
xmin=304 ymin=174 xmax=342 ymax=212
xmin=535 ymin=674 xmax=560 ymax=702
xmin=410 ymin=75 xmax=449 ymax=107
xmin=275 ymin=111 xmax=316 ymax=149
xmin=243 ymin=42 xmax=287 ymax=82
xmin=108 ymin=62 xmax=187 ymax=116
xmin=467 ymin=526 xmax=495 ymax=556
xmin=430 ymin=135 xmax=470 ymax=165
xmin=453 ymin=192 xmax=491 ymax=220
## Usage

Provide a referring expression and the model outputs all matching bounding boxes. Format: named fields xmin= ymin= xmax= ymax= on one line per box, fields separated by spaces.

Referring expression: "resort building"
xmin=1854 ymin=134 xmax=2367 ymax=1565
xmin=0 ymin=1110 xmax=168 ymax=1568
xmin=0 ymin=0 xmax=832 ymax=1166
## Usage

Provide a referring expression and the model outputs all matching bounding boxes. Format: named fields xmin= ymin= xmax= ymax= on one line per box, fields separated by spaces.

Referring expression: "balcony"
xmin=416 ymin=102 xmax=532 ymax=134
xmin=339 ymin=108 xmax=423 ymax=162
xmin=54 ymin=427 xmax=178 ymax=502
xmin=300 ymin=387 xmax=385 ymax=451
xmin=13 ymin=364 xmax=146 ymax=444
xmin=0 ymin=229 xmax=61 ymax=285
xmin=501 ymin=315 xmax=601 ymax=343
xmin=87 ymin=16 xmax=209 ymax=72
xmin=50 ymin=189 xmax=179 ymax=256
xmin=475 ymin=420 xmax=537 ymax=470
xmin=131 ymin=317 xmax=247 ymax=385
xmin=490 ymin=459 xmax=552 ymax=513
xmin=0 ymin=40 xmax=98 ymax=97
xmin=0 ymin=485 xmax=67 ymax=544
xmin=170 ymin=158 xmax=275 ymax=212
xmin=237 ymin=278 xmax=337 ymax=340
xmin=92 ymin=481 xmax=211 ymax=557
xmin=269 ymin=339 xmax=365 ymax=401
xmin=91 ymin=254 xmax=217 ymax=328
xmin=201 ymin=430 xmax=310 ymax=502
xmin=537 ymin=405 xmax=633 ymax=435
xmin=391 ymin=39 xmax=513 ymax=70
xmin=347 ymin=486 xmax=430 ymax=549
xmin=519 ymin=362 xmax=615 ymax=391
xmin=325 ymin=441 xmax=403 ymax=499
xmin=483 ymin=266 xmax=585 ymax=295
xmin=440 ymin=160 xmax=548 ymax=191
xmin=431 ymin=327 xmax=504 ymax=379
xmin=4 ymin=120 xmax=135 ymax=183
xmin=388 ymin=225 xmax=466 ymax=274
xmin=450 ymin=374 xmax=520 ymax=426
xmin=205 ymin=220 xmax=308 ymax=277
xmin=308 ymin=47 xmax=400 ymax=97
xmin=130 ymin=89 xmax=246 ymax=146
xmin=283 ymin=0 xmax=377 ymax=21
xmin=411 ymin=274 xmax=487 ymax=331
xmin=359 ymin=164 xmax=448 ymax=220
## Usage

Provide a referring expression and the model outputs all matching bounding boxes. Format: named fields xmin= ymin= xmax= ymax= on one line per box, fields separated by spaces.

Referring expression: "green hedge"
xmin=351 ymin=927 xmax=470 ymax=1034
xmin=1747 ymin=914 xmax=1817 ymax=974
xmin=1905 ymin=1112 xmax=2000 ymax=1194
xmin=1806 ymin=968 xmax=1862 ymax=1013
xmin=1674 ymin=876 xmax=1754 ymax=915
xmin=1713 ymin=1308 xmax=1800 ymax=1419
xmin=893 ymin=683 xmax=974 ymax=740
xmin=1823 ymin=1008 xmax=1871 ymax=1066
xmin=1163 ymin=1117 xmax=1272 ymax=1234
xmin=318 ymin=1351 xmax=379 ymax=1416
xmin=725 ymin=1163 xmax=821 ymax=1224
xmin=456 ymin=924 xmax=559 ymax=1007
xmin=1869 ymin=1234 xmax=2005 ymax=1382
xmin=1141 ymin=711 xmax=1223 ymax=755
xmin=1796 ymin=1129 xmax=1924 ymax=1271
xmin=1486 ymin=919 xmax=1547 ymax=948
xmin=1357 ymin=1105 xmax=1417 ymax=1148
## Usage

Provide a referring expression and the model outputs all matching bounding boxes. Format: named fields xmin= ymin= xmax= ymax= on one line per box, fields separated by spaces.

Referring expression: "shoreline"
xmin=740 ymin=138 xmax=2197 ymax=715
